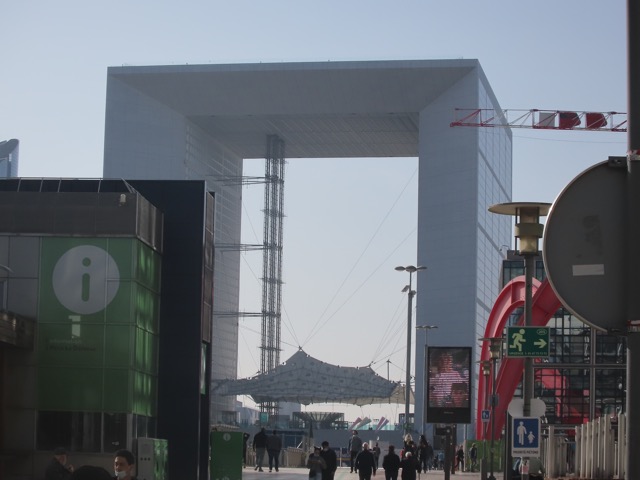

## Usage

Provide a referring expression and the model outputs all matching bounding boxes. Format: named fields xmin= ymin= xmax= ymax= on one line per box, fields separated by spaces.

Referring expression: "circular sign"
xmin=52 ymin=245 xmax=120 ymax=315
xmin=543 ymin=160 xmax=627 ymax=331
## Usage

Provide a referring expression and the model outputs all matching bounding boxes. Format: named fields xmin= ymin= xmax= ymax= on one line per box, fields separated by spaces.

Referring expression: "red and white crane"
xmin=450 ymin=108 xmax=627 ymax=132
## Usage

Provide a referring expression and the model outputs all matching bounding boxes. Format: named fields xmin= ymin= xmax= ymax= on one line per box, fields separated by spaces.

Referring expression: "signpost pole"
xmin=627 ymin=2 xmax=640 ymax=478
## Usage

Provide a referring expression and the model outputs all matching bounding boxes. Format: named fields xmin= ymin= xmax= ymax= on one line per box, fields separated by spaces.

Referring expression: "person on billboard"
xmin=429 ymin=351 xmax=467 ymax=407
xmin=450 ymin=382 xmax=470 ymax=407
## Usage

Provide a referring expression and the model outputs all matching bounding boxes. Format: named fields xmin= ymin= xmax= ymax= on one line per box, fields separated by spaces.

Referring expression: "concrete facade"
xmin=102 ymin=60 xmax=513 ymax=436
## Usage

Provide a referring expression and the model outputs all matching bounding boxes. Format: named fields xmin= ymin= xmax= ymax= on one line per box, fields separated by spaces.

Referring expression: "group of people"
xmin=345 ymin=430 xmax=433 ymax=480
xmin=306 ymin=441 xmax=339 ymax=480
xmin=45 ymin=447 xmax=136 ymax=480
xmin=246 ymin=427 xmax=284 ymax=472
xmin=400 ymin=433 xmax=435 ymax=473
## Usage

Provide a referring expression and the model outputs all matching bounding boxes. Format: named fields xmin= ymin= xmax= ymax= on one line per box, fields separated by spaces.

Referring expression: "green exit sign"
xmin=506 ymin=326 xmax=550 ymax=358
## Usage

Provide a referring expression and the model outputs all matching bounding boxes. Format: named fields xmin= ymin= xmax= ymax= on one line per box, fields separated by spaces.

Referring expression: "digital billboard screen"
xmin=426 ymin=346 xmax=472 ymax=424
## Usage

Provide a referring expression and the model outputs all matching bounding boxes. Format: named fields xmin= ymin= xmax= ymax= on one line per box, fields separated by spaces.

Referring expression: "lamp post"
xmin=479 ymin=337 xmax=502 ymax=480
xmin=396 ymin=265 xmax=427 ymax=435
xmin=488 ymin=338 xmax=502 ymax=480
xmin=489 ymin=202 xmax=549 ymax=480
xmin=480 ymin=360 xmax=491 ymax=480
xmin=416 ymin=324 xmax=438 ymax=436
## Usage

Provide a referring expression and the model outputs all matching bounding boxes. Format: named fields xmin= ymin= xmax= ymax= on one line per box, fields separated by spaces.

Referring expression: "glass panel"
xmin=104 ymin=412 xmax=128 ymax=453
xmin=37 ymin=411 xmax=101 ymax=452
xmin=38 ymin=367 xmax=103 ymax=411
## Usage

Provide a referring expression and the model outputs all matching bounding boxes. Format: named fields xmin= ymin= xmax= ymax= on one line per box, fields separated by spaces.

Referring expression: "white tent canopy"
xmin=213 ymin=349 xmax=413 ymax=406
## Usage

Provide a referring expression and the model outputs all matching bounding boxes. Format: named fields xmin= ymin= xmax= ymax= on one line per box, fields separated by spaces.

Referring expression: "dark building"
xmin=0 ymin=178 xmax=213 ymax=480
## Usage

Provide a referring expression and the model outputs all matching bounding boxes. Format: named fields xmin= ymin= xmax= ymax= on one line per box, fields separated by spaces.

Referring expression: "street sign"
xmin=507 ymin=398 xmax=546 ymax=418
xmin=506 ymin=326 xmax=550 ymax=358
xmin=543 ymin=160 xmax=628 ymax=331
xmin=481 ymin=409 xmax=490 ymax=423
xmin=512 ymin=417 xmax=540 ymax=456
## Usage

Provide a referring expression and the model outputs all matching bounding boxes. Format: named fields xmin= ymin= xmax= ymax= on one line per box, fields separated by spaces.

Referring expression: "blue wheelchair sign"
xmin=512 ymin=417 xmax=540 ymax=456
xmin=481 ymin=410 xmax=490 ymax=422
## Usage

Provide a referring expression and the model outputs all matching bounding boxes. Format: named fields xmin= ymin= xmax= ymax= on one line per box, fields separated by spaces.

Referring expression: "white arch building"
xmin=103 ymin=59 xmax=513 ymax=433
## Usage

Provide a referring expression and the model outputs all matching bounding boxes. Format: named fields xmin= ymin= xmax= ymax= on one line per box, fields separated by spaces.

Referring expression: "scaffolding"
xmin=260 ymin=135 xmax=286 ymax=417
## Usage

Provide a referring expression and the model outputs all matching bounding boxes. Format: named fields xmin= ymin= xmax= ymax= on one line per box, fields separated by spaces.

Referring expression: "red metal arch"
xmin=476 ymin=277 xmax=562 ymax=440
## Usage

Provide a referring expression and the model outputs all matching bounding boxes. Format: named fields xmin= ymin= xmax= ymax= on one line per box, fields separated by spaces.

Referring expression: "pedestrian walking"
xmin=382 ymin=445 xmax=400 ymax=480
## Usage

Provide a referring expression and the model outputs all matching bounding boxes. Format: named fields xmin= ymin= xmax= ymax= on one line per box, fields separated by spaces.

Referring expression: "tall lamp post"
xmin=489 ymin=202 xmax=549 ymax=480
xmin=481 ymin=337 xmax=502 ymax=480
xmin=416 ymin=324 xmax=438 ymax=436
xmin=396 ymin=265 xmax=427 ymax=435
xmin=480 ymin=360 xmax=492 ymax=480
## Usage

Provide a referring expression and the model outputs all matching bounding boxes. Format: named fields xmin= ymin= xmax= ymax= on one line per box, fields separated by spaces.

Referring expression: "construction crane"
xmin=450 ymin=109 xmax=627 ymax=132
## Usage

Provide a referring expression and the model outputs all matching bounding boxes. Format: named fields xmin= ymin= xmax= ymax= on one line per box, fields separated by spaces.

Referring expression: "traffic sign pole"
xmin=628 ymin=2 xmax=640 ymax=478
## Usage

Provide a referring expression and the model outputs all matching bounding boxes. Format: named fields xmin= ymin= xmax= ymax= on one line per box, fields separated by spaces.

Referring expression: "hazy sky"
xmin=2 ymin=1 xmax=628 ymax=425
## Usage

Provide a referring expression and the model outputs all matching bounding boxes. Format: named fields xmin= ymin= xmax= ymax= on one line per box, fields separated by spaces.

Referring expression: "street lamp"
xmin=480 ymin=360 xmax=492 ymax=480
xmin=416 ymin=324 xmax=438 ymax=435
xmin=489 ymin=202 xmax=549 ymax=480
xmin=480 ymin=337 xmax=502 ymax=480
xmin=396 ymin=264 xmax=427 ymax=434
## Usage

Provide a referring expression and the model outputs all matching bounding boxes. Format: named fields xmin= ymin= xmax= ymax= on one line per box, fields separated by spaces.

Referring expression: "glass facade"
xmin=500 ymin=253 xmax=625 ymax=429
xmin=185 ymin=123 xmax=242 ymax=424
xmin=0 ymin=139 xmax=19 ymax=178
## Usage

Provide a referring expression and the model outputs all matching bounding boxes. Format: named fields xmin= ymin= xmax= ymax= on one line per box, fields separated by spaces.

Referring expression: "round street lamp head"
xmin=395 ymin=265 xmax=427 ymax=273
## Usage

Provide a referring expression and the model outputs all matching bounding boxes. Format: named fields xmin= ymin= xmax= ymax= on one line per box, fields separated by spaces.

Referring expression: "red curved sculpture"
xmin=476 ymin=276 xmax=562 ymax=440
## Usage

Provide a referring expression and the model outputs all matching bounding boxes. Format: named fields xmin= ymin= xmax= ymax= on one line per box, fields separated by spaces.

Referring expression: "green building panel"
xmin=38 ymin=366 xmax=104 ymax=411
xmin=37 ymin=237 xmax=160 ymax=416
xmin=38 ymin=323 xmax=106 ymax=367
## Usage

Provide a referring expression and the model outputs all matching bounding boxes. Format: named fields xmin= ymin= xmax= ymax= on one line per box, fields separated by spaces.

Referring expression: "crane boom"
xmin=450 ymin=108 xmax=627 ymax=132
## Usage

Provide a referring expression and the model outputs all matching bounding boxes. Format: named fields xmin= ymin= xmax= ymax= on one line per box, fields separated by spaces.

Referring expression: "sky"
xmin=1 ymin=1 xmax=629 ymax=426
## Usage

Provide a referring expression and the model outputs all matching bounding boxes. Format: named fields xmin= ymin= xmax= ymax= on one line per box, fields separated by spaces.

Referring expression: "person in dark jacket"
xmin=307 ymin=446 xmax=327 ymax=480
xmin=416 ymin=435 xmax=428 ymax=472
xmin=242 ymin=432 xmax=251 ymax=468
xmin=266 ymin=430 xmax=282 ymax=472
xmin=349 ymin=430 xmax=364 ymax=473
xmin=45 ymin=447 xmax=74 ymax=480
xmin=319 ymin=440 xmax=338 ymax=480
xmin=113 ymin=449 xmax=136 ymax=480
xmin=382 ymin=445 xmax=401 ymax=480
xmin=70 ymin=466 xmax=112 ymax=480
xmin=252 ymin=427 xmax=268 ymax=472
xmin=400 ymin=451 xmax=418 ymax=480
xmin=355 ymin=443 xmax=377 ymax=480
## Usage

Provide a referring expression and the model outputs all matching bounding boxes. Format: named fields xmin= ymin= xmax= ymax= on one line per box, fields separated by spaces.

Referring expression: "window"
xmin=37 ymin=411 xmax=101 ymax=452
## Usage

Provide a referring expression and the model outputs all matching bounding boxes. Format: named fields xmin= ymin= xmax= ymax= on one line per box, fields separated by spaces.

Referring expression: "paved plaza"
xmin=241 ymin=466 xmax=483 ymax=480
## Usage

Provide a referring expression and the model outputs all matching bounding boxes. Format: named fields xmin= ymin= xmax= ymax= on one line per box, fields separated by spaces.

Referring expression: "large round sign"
xmin=52 ymin=245 xmax=120 ymax=315
xmin=543 ymin=160 xmax=628 ymax=331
